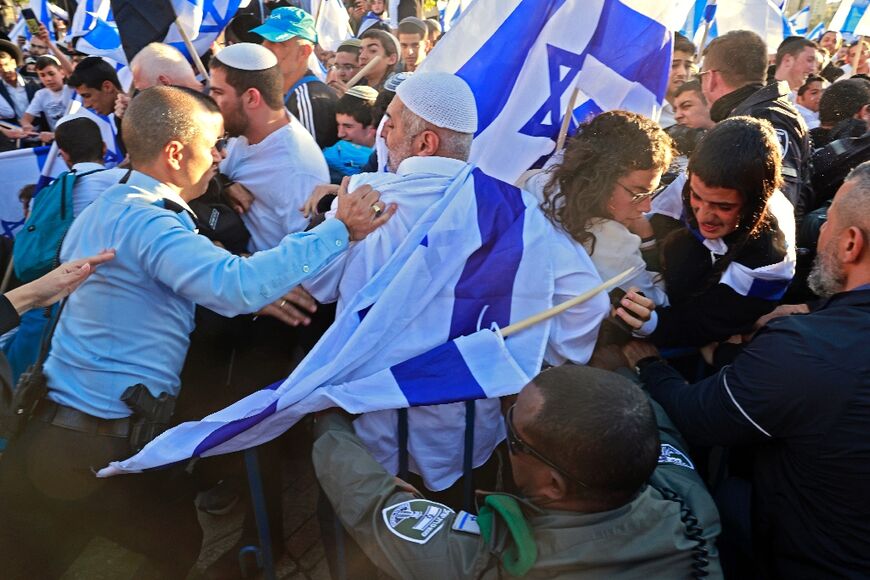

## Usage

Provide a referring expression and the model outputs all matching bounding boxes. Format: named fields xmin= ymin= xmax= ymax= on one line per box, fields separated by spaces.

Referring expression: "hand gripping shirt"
xmin=44 ymin=171 xmax=349 ymax=418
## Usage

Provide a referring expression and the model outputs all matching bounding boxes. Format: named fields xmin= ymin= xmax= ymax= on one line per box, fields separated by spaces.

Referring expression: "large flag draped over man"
xmin=418 ymin=0 xmax=676 ymax=185
xmin=100 ymin=163 xmax=562 ymax=476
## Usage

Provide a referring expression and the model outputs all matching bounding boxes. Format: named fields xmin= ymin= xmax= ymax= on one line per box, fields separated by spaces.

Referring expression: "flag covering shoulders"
xmin=99 ymin=163 xmax=559 ymax=476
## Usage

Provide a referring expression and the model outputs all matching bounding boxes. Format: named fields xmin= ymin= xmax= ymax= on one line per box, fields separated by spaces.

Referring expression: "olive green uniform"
xmin=312 ymin=400 xmax=723 ymax=579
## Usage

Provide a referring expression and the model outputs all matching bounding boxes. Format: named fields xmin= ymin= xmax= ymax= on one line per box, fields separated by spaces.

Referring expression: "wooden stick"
xmin=175 ymin=18 xmax=210 ymax=85
xmin=501 ymin=267 xmax=636 ymax=338
xmin=852 ymin=35 xmax=863 ymax=77
xmin=555 ymin=87 xmax=579 ymax=151
xmin=313 ymin=0 xmax=324 ymax=30
xmin=347 ymin=55 xmax=382 ymax=88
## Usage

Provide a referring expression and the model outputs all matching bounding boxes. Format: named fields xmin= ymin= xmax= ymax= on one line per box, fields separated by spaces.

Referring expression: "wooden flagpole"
xmin=555 ymin=87 xmax=580 ymax=151
xmin=347 ymin=55 xmax=382 ymax=88
xmin=175 ymin=18 xmax=210 ymax=84
xmin=501 ymin=267 xmax=636 ymax=338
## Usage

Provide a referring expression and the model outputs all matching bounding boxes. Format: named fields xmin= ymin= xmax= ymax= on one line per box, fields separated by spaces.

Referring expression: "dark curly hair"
xmin=683 ymin=116 xmax=783 ymax=240
xmin=541 ymin=111 xmax=673 ymax=255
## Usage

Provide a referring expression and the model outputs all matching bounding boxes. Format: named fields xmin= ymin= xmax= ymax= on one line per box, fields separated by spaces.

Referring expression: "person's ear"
xmin=387 ymin=52 xmax=398 ymax=66
xmin=841 ymin=226 xmax=866 ymax=264
xmin=541 ymin=470 xmax=570 ymax=503
xmin=101 ymin=80 xmax=114 ymax=93
xmin=165 ymin=140 xmax=184 ymax=170
xmin=157 ymin=74 xmax=173 ymax=86
xmin=59 ymin=149 xmax=71 ymax=167
xmin=417 ymin=129 xmax=440 ymax=156
xmin=244 ymin=87 xmax=262 ymax=109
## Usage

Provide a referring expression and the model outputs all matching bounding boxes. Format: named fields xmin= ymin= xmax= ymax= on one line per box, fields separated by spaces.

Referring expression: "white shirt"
xmin=306 ymin=156 xmax=609 ymax=491
xmin=25 ymin=85 xmax=74 ymax=131
xmin=69 ymin=162 xmax=128 ymax=217
xmin=0 ymin=76 xmax=30 ymax=120
xmin=795 ymin=102 xmax=820 ymax=130
xmin=524 ymin=168 xmax=669 ymax=308
xmin=220 ymin=117 xmax=329 ymax=252
xmin=659 ymin=100 xmax=676 ymax=128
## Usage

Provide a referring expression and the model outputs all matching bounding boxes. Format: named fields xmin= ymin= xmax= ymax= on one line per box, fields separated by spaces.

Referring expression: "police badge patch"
xmin=774 ymin=128 xmax=790 ymax=158
xmin=382 ymin=499 xmax=454 ymax=544
xmin=658 ymin=443 xmax=695 ymax=470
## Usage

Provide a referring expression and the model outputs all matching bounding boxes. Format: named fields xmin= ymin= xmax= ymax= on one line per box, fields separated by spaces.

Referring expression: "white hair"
xmin=130 ymin=43 xmax=197 ymax=89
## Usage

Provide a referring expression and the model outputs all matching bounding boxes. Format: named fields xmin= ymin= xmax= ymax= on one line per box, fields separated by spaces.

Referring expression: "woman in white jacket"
xmin=528 ymin=110 xmax=674 ymax=307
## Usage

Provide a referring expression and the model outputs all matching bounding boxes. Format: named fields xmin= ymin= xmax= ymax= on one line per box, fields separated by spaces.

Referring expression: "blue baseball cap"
xmin=251 ymin=7 xmax=318 ymax=44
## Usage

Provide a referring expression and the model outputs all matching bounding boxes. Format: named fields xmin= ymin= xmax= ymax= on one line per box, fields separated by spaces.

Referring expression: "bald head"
xmin=838 ymin=162 xmax=870 ymax=234
xmin=122 ymin=85 xmax=221 ymax=165
xmin=130 ymin=43 xmax=200 ymax=91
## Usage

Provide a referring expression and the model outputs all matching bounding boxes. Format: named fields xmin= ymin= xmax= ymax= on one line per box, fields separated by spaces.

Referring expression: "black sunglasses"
xmin=506 ymin=404 xmax=588 ymax=488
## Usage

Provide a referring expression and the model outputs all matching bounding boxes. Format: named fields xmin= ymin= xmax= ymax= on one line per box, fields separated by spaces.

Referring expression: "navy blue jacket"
xmin=641 ymin=288 xmax=870 ymax=578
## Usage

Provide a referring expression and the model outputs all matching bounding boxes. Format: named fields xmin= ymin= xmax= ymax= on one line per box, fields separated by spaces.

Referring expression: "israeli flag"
xmin=69 ymin=0 xmax=128 ymax=63
xmin=99 ymin=166 xmax=558 ymax=476
xmin=0 ymin=146 xmax=65 ymax=238
xmin=807 ymin=21 xmax=825 ymax=41
xmin=417 ymin=0 xmax=675 ymax=186
xmin=692 ymin=0 xmax=795 ymax=51
xmin=438 ymin=0 xmax=472 ymax=32
xmin=788 ymin=6 xmax=810 ymax=36
xmin=853 ymin=4 xmax=870 ymax=37
xmin=830 ymin=0 xmax=870 ymax=36
xmin=167 ymin=0 xmax=242 ymax=59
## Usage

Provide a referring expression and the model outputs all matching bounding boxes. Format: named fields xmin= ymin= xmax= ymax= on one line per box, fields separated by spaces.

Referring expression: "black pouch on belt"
xmin=121 ymin=383 xmax=177 ymax=452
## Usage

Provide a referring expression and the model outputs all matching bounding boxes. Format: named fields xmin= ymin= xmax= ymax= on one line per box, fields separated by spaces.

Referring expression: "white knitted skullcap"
xmin=395 ymin=71 xmax=477 ymax=133
xmin=345 ymin=85 xmax=379 ymax=103
xmin=215 ymin=42 xmax=277 ymax=71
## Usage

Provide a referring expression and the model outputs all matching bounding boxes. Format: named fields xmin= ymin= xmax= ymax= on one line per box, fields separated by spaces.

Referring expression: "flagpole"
xmin=852 ymin=36 xmax=864 ymax=77
xmin=555 ymin=87 xmax=580 ymax=152
xmin=347 ymin=55 xmax=382 ymax=87
xmin=174 ymin=18 xmax=211 ymax=84
xmin=500 ymin=267 xmax=635 ymax=338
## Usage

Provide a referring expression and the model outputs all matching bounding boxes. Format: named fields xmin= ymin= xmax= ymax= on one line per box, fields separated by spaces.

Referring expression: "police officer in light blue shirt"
xmin=0 ymin=84 xmax=394 ymax=579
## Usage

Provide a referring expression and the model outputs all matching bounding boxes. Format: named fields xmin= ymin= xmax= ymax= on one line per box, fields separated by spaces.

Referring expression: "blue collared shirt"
xmin=44 ymin=171 xmax=349 ymax=418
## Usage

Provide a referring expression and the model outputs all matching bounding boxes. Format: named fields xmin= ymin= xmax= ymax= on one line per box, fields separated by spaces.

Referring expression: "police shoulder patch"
xmin=382 ymin=499 xmax=455 ymax=544
xmin=658 ymin=443 xmax=695 ymax=470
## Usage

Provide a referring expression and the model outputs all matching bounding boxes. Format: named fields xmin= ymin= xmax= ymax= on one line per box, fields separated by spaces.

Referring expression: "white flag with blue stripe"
xmin=788 ymin=6 xmax=809 ymax=36
xmin=830 ymin=0 xmax=870 ymax=36
xmin=0 ymin=146 xmax=65 ymax=238
xmin=99 ymin=165 xmax=558 ymax=476
xmin=416 ymin=0 xmax=676 ymax=186
xmin=806 ymin=21 xmax=824 ymax=41
xmin=650 ymin=173 xmax=796 ymax=301
xmin=687 ymin=0 xmax=795 ymax=50
xmin=69 ymin=0 xmax=128 ymax=63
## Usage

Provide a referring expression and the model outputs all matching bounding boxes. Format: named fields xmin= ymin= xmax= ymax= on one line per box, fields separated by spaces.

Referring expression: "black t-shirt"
xmin=642 ymin=288 xmax=870 ymax=577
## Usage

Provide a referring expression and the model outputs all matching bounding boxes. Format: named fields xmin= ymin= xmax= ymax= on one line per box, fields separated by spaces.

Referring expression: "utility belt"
xmin=35 ymin=398 xmax=131 ymax=438
xmin=28 ymin=384 xmax=176 ymax=452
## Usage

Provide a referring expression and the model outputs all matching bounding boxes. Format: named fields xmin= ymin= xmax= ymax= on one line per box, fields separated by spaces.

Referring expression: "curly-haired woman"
xmin=527 ymin=111 xmax=673 ymax=308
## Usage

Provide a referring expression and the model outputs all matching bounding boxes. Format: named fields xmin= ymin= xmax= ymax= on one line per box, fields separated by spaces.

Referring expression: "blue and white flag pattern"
xmin=69 ymin=0 xmax=127 ymax=63
xmin=0 ymin=146 xmax=65 ymax=238
xmin=438 ymin=0 xmax=472 ymax=33
xmin=688 ymin=0 xmax=795 ymax=50
xmin=649 ymin=173 xmax=796 ymax=301
xmin=418 ymin=0 xmax=674 ymax=185
xmin=830 ymin=0 xmax=870 ymax=37
xmin=70 ymin=0 xmax=240 ymax=62
xmin=99 ymin=166 xmax=556 ymax=476
xmin=788 ymin=6 xmax=810 ymax=36
xmin=807 ymin=21 xmax=825 ymax=41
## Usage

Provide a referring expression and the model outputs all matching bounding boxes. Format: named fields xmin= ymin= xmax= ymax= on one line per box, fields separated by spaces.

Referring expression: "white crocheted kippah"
xmin=215 ymin=43 xmax=277 ymax=71
xmin=395 ymin=71 xmax=477 ymax=133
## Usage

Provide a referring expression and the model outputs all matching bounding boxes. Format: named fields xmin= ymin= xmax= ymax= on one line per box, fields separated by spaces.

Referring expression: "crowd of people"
xmin=0 ymin=1 xmax=867 ymax=579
